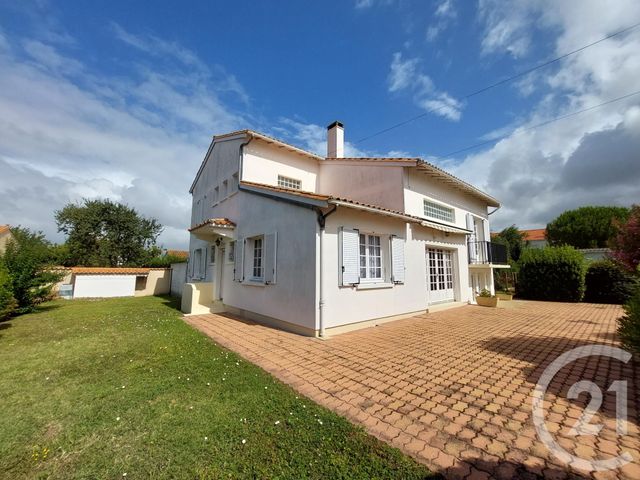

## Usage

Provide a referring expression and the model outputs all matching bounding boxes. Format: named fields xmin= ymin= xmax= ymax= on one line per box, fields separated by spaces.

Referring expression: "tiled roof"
xmin=192 ymin=128 xmax=500 ymax=206
xmin=214 ymin=129 xmax=323 ymax=161
xmin=71 ymin=267 xmax=150 ymax=275
xmin=166 ymin=249 xmax=189 ymax=259
xmin=0 ymin=225 xmax=10 ymax=235
xmin=324 ymin=157 xmax=419 ymax=163
xmin=239 ymin=181 xmax=471 ymax=234
xmin=189 ymin=218 xmax=236 ymax=232
xmin=521 ymin=228 xmax=546 ymax=241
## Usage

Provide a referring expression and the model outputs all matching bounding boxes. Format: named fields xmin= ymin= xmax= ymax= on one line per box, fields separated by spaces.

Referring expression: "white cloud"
xmin=388 ymin=52 xmax=463 ymax=121
xmin=477 ymin=0 xmax=535 ymax=58
xmin=426 ymin=0 xmax=457 ymax=42
xmin=0 ymin=25 xmax=248 ymax=249
xmin=450 ymin=1 xmax=640 ymax=230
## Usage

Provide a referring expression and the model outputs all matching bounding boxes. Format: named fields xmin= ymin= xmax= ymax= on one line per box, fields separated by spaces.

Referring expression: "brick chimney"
xmin=326 ymin=121 xmax=344 ymax=158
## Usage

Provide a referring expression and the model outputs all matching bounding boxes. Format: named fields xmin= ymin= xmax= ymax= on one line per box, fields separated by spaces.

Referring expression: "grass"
xmin=0 ymin=296 xmax=435 ymax=479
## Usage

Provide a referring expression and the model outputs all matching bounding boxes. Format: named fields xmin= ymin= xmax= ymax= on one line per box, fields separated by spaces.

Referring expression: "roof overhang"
xmin=415 ymin=161 xmax=500 ymax=208
xmin=189 ymin=218 xmax=236 ymax=241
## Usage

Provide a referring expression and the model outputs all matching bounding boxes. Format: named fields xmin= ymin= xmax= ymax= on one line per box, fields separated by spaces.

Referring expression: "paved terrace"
xmin=186 ymin=301 xmax=639 ymax=479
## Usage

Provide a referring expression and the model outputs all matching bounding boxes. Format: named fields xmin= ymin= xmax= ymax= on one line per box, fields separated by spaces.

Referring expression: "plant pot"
xmin=476 ymin=296 xmax=499 ymax=307
xmin=496 ymin=293 xmax=513 ymax=301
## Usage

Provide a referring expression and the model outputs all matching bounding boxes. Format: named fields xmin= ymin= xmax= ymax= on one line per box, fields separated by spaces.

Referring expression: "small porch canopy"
xmin=188 ymin=218 xmax=236 ymax=241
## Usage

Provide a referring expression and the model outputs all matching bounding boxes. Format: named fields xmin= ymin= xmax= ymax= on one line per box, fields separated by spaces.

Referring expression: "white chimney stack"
xmin=326 ymin=121 xmax=344 ymax=158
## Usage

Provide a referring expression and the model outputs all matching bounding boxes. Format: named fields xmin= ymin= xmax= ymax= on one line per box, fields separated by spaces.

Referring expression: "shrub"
xmin=517 ymin=246 xmax=586 ymax=302
xmin=618 ymin=286 xmax=640 ymax=355
xmin=2 ymin=227 xmax=63 ymax=313
xmin=0 ymin=262 xmax=17 ymax=320
xmin=584 ymin=260 xmax=637 ymax=304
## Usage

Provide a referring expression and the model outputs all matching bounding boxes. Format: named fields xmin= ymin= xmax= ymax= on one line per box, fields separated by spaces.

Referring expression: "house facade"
xmin=184 ymin=122 xmax=507 ymax=336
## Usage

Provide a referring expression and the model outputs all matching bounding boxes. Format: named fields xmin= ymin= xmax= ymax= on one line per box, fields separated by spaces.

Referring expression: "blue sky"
xmin=1 ymin=0 xmax=639 ymax=248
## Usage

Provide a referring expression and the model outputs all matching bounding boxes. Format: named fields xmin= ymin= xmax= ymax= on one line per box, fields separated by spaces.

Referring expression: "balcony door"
xmin=426 ymin=248 xmax=455 ymax=304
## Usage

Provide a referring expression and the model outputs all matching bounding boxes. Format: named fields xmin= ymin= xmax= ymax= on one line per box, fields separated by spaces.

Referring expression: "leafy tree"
xmin=1 ymin=227 xmax=62 ymax=313
xmin=611 ymin=204 xmax=640 ymax=272
xmin=546 ymin=206 xmax=630 ymax=248
xmin=493 ymin=225 xmax=527 ymax=262
xmin=55 ymin=199 xmax=163 ymax=267
xmin=0 ymin=262 xmax=17 ymax=320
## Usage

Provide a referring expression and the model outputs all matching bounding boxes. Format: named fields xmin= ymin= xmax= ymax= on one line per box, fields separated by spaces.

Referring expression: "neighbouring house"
xmin=521 ymin=228 xmax=548 ymax=248
xmin=164 ymin=249 xmax=189 ymax=260
xmin=519 ymin=228 xmax=610 ymax=260
xmin=0 ymin=224 xmax=13 ymax=254
xmin=70 ymin=267 xmax=171 ymax=298
xmin=184 ymin=122 xmax=508 ymax=336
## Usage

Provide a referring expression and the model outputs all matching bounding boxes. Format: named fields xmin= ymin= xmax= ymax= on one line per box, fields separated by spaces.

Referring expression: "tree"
xmin=611 ymin=204 xmax=640 ymax=272
xmin=1 ymin=227 xmax=62 ymax=313
xmin=55 ymin=199 xmax=163 ymax=267
xmin=493 ymin=225 xmax=527 ymax=262
xmin=546 ymin=206 xmax=630 ymax=248
xmin=0 ymin=262 xmax=17 ymax=320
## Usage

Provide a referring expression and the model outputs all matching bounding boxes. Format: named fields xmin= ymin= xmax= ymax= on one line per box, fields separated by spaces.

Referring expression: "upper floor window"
xmin=278 ymin=175 xmax=301 ymax=190
xmin=424 ymin=199 xmax=455 ymax=223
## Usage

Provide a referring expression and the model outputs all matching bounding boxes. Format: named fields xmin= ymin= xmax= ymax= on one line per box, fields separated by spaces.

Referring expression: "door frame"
xmin=426 ymin=246 xmax=458 ymax=305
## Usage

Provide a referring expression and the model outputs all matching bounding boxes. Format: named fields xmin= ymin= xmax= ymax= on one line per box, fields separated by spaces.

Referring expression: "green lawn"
xmin=0 ymin=296 xmax=434 ymax=479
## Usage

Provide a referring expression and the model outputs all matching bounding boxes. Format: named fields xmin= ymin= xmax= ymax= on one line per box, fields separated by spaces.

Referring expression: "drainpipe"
xmin=238 ymin=133 xmax=253 ymax=182
xmin=316 ymin=205 xmax=337 ymax=338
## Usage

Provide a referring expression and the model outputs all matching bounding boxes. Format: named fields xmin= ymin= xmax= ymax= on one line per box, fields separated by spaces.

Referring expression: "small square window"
xmin=277 ymin=175 xmax=301 ymax=190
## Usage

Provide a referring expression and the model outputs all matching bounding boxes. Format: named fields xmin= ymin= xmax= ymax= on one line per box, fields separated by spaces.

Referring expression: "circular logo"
xmin=532 ymin=344 xmax=633 ymax=472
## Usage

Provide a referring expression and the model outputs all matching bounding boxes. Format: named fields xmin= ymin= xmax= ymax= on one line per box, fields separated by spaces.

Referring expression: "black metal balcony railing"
xmin=468 ymin=240 xmax=508 ymax=265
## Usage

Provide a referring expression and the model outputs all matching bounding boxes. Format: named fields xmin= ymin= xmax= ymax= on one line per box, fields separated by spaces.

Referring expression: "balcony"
xmin=468 ymin=241 xmax=508 ymax=266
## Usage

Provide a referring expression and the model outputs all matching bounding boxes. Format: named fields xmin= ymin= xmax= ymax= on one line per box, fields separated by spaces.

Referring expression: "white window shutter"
xmin=264 ymin=232 xmax=277 ymax=284
xmin=466 ymin=213 xmax=477 ymax=263
xmin=233 ymin=237 xmax=244 ymax=282
xmin=339 ymin=227 xmax=360 ymax=285
xmin=390 ymin=235 xmax=405 ymax=284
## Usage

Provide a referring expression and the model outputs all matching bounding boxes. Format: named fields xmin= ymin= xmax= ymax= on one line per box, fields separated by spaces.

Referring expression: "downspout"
xmin=238 ymin=133 xmax=254 ymax=182
xmin=316 ymin=205 xmax=337 ymax=338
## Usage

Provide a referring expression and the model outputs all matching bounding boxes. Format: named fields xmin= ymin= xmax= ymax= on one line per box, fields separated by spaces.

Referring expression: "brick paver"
xmin=185 ymin=301 xmax=639 ymax=479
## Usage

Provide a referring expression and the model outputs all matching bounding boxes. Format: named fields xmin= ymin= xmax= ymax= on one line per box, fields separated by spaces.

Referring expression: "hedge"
xmin=618 ymin=286 xmax=640 ymax=355
xmin=0 ymin=262 xmax=17 ymax=320
xmin=517 ymin=246 xmax=586 ymax=302
xmin=584 ymin=260 xmax=637 ymax=304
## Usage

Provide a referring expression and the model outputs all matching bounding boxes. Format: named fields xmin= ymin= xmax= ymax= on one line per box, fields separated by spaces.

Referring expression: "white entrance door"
xmin=427 ymin=248 xmax=455 ymax=304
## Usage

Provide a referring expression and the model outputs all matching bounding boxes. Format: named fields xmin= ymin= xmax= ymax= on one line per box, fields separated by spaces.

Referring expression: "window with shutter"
xmin=264 ymin=233 xmax=277 ymax=284
xmin=339 ymin=227 xmax=360 ymax=285
xmin=390 ymin=235 xmax=405 ymax=284
xmin=233 ymin=237 xmax=244 ymax=282
xmin=359 ymin=233 xmax=383 ymax=282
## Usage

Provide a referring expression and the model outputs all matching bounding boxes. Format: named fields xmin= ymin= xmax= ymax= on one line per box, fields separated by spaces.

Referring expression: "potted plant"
xmin=476 ymin=288 xmax=499 ymax=307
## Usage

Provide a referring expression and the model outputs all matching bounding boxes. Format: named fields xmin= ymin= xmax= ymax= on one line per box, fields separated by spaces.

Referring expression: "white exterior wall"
xmin=321 ymin=208 xmax=471 ymax=329
xmin=404 ymin=169 xmax=489 ymax=232
xmin=73 ymin=275 xmax=136 ymax=298
xmin=318 ymin=162 xmax=405 ymax=211
xmin=242 ymin=141 xmax=319 ymax=191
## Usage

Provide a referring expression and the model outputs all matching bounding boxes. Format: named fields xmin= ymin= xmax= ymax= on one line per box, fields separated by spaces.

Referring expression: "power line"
xmin=356 ymin=21 xmax=640 ymax=144
xmin=436 ymin=89 xmax=640 ymax=158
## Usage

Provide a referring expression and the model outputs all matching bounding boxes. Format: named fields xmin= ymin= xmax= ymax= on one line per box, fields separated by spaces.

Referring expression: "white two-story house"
xmin=184 ymin=121 xmax=508 ymax=336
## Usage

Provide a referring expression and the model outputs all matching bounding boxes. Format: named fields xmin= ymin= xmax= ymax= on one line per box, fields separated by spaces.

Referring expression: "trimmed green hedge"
xmin=618 ymin=286 xmax=640 ymax=355
xmin=584 ymin=260 xmax=637 ymax=304
xmin=0 ymin=262 xmax=17 ymax=320
xmin=517 ymin=246 xmax=586 ymax=302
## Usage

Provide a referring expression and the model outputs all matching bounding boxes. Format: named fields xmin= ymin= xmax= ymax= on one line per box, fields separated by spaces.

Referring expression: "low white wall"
xmin=134 ymin=269 xmax=171 ymax=296
xmin=73 ymin=275 xmax=136 ymax=298
xmin=171 ymin=263 xmax=188 ymax=296
xmin=181 ymin=282 xmax=214 ymax=314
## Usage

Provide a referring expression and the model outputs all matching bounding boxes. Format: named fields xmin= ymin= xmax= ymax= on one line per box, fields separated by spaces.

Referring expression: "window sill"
xmin=356 ymin=282 xmax=394 ymax=290
xmin=242 ymin=280 xmax=266 ymax=287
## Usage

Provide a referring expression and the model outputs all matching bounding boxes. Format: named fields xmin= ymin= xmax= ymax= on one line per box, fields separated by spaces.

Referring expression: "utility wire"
xmin=356 ymin=21 xmax=640 ymax=144
xmin=436 ymin=89 xmax=640 ymax=158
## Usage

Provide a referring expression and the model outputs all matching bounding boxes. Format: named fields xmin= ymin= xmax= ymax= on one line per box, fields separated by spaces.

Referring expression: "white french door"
xmin=426 ymin=248 xmax=455 ymax=304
